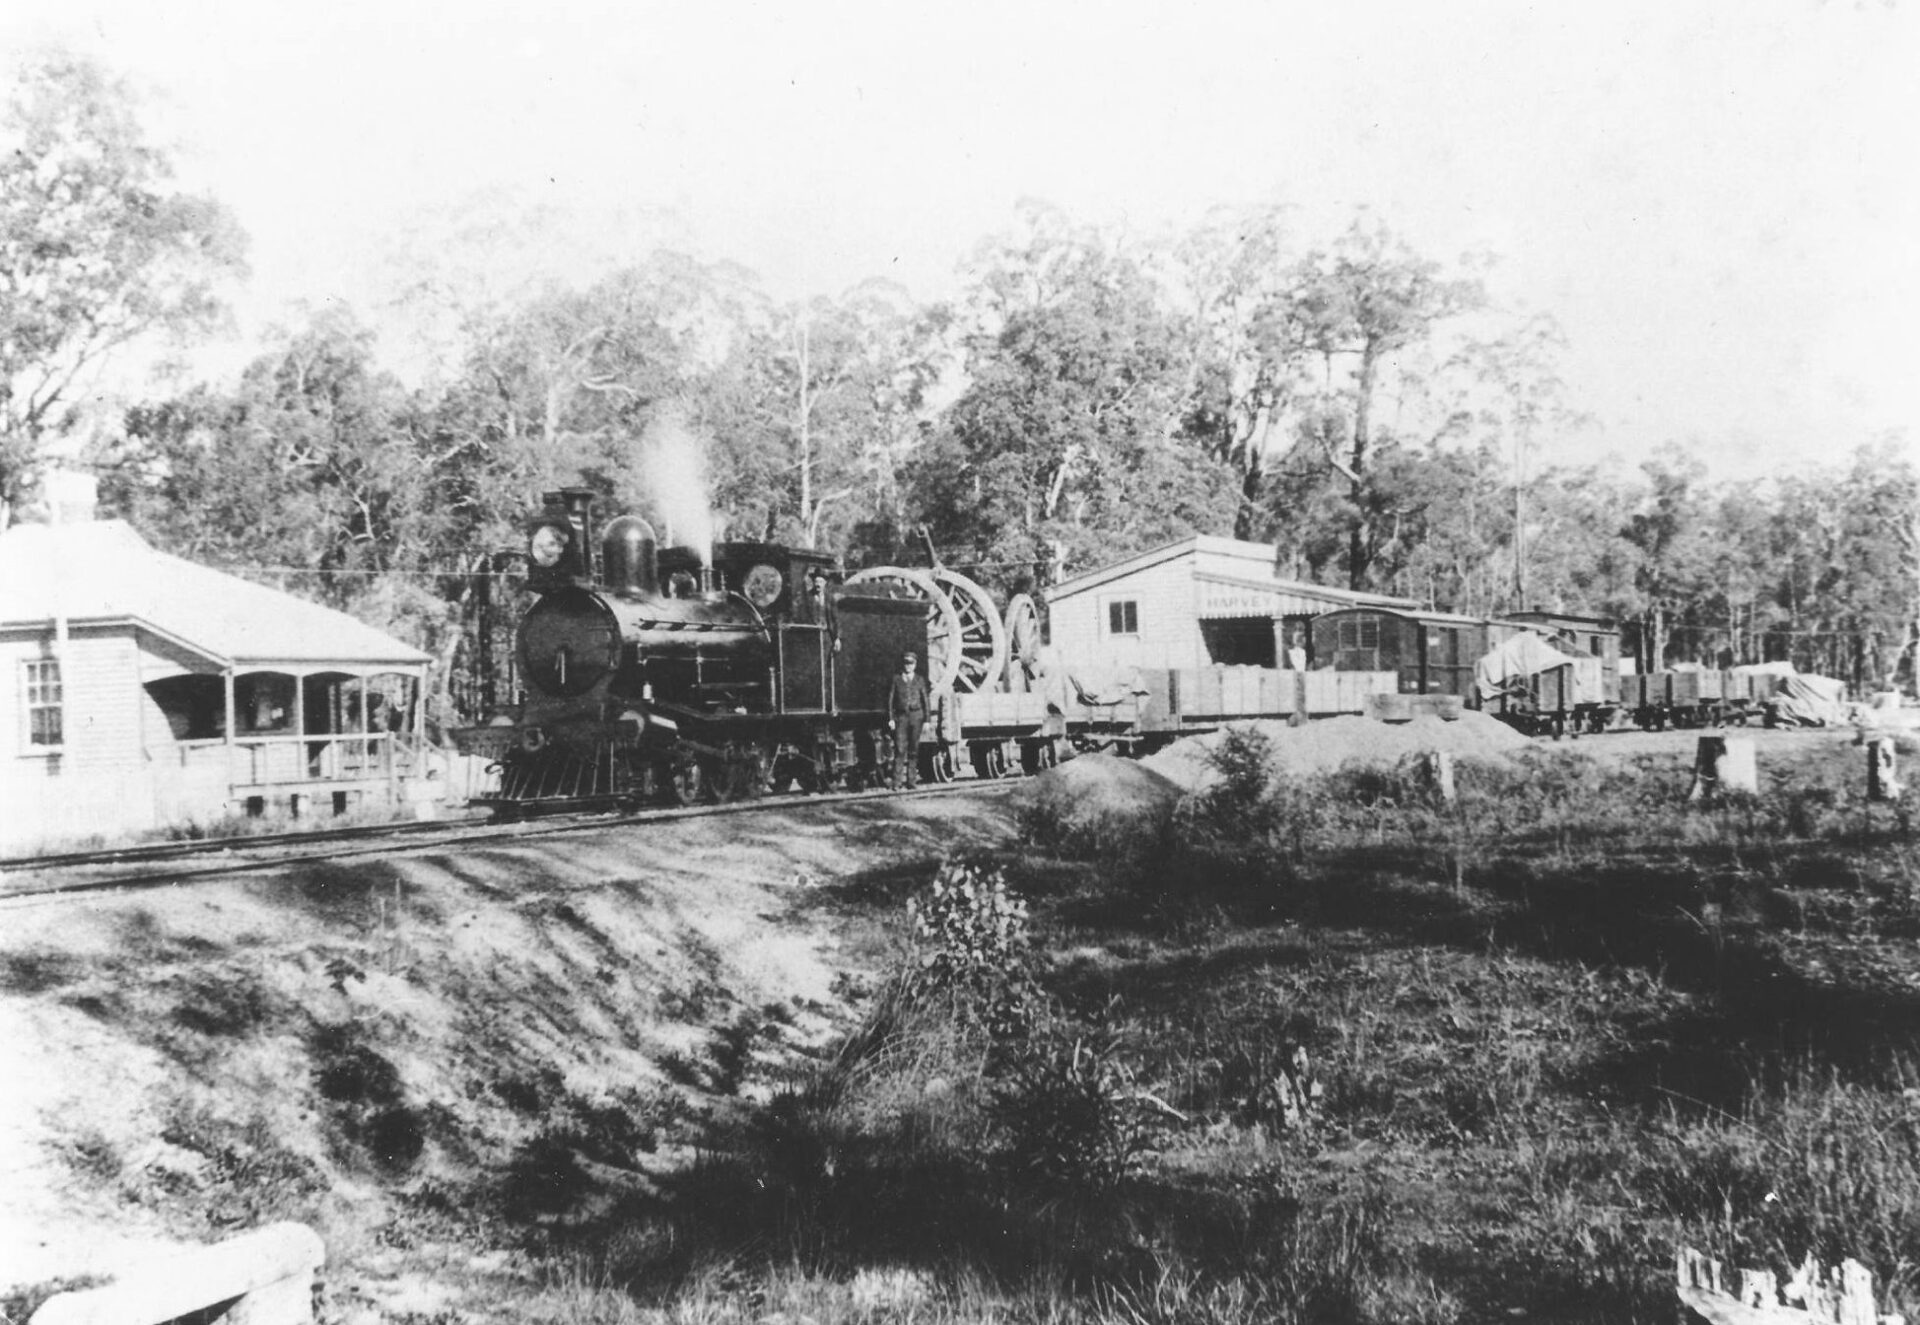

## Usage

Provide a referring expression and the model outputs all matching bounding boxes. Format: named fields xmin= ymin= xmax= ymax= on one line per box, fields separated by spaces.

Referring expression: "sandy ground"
xmin=0 ymin=789 xmax=1017 ymax=1304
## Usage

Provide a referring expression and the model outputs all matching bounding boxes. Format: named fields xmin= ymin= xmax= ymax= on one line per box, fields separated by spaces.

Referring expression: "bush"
xmin=991 ymin=1027 xmax=1161 ymax=1189
xmin=909 ymin=859 xmax=1031 ymax=992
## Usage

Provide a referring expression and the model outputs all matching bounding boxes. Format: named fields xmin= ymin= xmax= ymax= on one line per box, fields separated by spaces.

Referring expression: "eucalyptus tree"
xmin=919 ymin=204 xmax=1236 ymax=590
xmin=750 ymin=281 xmax=951 ymax=556
xmin=0 ymin=49 xmax=247 ymax=526
xmin=1283 ymin=219 xmax=1484 ymax=590
xmin=1170 ymin=204 xmax=1310 ymax=539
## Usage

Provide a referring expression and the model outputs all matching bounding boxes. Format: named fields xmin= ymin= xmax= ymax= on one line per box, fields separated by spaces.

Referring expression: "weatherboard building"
xmin=1044 ymin=536 xmax=1417 ymax=671
xmin=0 ymin=514 xmax=436 ymax=851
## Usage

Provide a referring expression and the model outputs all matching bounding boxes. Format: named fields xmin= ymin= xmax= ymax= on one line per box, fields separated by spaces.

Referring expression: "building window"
xmin=24 ymin=659 xmax=63 ymax=748
xmin=1107 ymin=600 xmax=1139 ymax=636
xmin=1338 ymin=618 xmax=1380 ymax=650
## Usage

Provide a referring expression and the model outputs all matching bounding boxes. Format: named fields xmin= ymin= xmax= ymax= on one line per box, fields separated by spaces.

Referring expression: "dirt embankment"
xmin=0 ymin=792 xmax=1014 ymax=1316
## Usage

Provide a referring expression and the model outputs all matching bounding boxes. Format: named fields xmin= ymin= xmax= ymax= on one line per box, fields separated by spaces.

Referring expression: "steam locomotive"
xmin=454 ymin=489 xmax=931 ymax=810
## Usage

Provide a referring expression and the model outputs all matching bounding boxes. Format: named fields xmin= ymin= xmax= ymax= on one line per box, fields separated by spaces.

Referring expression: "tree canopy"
xmin=0 ymin=50 xmax=246 ymax=526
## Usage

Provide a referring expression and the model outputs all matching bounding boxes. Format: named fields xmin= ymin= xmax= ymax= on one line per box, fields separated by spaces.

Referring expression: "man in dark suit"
xmin=885 ymin=650 xmax=931 ymax=789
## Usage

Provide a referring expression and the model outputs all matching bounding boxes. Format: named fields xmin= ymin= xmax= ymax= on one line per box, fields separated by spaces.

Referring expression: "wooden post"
xmin=1867 ymin=737 xmax=1903 ymax=803
xmin=1688 ymin=735 xmax=1758 ymax=803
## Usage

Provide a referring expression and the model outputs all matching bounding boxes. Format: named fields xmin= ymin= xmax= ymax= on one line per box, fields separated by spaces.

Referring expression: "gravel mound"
xmin=1141 ymin=712 xmax=1531 ymax=793
xmin=1017 ymin=752 xmax=1185 ymax=819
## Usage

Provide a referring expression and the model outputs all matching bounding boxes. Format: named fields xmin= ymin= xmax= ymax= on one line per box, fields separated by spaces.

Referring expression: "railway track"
xmin=0 ymin=778 xmax=1018 ymax=906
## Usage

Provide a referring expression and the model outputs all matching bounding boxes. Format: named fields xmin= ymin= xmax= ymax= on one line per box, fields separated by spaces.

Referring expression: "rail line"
xmin=0 ymin=778 xmax=1018 ymax=907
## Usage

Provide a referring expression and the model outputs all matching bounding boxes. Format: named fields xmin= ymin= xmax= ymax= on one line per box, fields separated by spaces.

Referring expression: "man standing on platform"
xmin=886 ymin=650 xmax=930 ymax=789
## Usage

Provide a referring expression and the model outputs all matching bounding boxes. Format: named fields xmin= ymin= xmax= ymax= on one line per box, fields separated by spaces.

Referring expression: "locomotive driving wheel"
xmin=708 ymin=749 xmax=760 ymax=803
xmin=667 ymin=749 xmax=707 ymax=806
xmin=845 ymin=567 xmax=968 ymax=693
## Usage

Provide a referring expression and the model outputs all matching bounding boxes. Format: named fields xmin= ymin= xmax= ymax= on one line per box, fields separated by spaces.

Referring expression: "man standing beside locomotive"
xmin=885 ymin=651 xmax=931 ymax=789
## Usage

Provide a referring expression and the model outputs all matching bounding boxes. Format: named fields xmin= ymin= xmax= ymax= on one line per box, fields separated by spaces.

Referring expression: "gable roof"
xmin=0 ymin=520 xmax=431 ymax=671
xmin=1049 ymin=535 xmax=1417 ymax=609
xmin=1048 ymin=536 xmax=1269 ymax=599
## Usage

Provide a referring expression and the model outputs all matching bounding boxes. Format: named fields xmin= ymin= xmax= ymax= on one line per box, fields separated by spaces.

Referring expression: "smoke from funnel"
xmin=635 ymin=407 xmax=716 ymax=565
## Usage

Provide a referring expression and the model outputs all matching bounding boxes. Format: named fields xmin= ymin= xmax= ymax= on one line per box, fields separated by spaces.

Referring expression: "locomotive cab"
xmin=657 ymin=542 xmax=839 ymax=624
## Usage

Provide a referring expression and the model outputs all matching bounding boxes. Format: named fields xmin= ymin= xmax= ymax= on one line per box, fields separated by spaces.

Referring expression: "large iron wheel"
xmin=1004 ymin=592 xmax=1041 ymax=685
xmin=930 ymin=568 xmax=1009 ymax=693
xmin=847 ymin=567 xmax=969 ymax=693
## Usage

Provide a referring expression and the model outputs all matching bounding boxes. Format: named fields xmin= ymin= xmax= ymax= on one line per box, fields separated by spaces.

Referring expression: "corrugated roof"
xmin=0 ymin=520 xmax=431 ymax=670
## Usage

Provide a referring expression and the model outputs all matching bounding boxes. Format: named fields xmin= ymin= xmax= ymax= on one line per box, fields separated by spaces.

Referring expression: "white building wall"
xmin=0 ymin=626 xmax=163 ymax=848
xmin=1050 ymin=554 xmax=1208 ymax=672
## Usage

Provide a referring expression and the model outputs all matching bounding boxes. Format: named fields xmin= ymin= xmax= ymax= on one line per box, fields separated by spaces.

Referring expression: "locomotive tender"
xmin=457 ymin=489 xmax=929 ymax=809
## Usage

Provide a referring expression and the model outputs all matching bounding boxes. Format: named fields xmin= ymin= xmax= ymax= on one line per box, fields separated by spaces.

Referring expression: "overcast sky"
xmin=3 ymin=0 xmax=1915 ymax=483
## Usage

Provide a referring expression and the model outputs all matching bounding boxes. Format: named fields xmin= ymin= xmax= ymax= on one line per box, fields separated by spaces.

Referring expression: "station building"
xmin=1045 ymin=536 xmax=1417 ymax=671
xmin=0 ymin=517 xmax=435 ymax=851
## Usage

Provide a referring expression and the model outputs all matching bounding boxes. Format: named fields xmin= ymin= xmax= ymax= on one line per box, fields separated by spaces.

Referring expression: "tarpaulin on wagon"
xmin=1769 ymin=672 xmax=1850 ymax=727
xmin=1473 ymin=632 xmax=1577 ymax=702
xmin=1067 ymin=664 xmax=1151 ymax=707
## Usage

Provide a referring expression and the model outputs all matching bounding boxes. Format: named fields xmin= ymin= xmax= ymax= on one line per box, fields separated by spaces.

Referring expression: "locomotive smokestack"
xmin=698 ymin=564 xmax=718 ymax=598
xmin=544 ymin=487 xmax=600 ymax=584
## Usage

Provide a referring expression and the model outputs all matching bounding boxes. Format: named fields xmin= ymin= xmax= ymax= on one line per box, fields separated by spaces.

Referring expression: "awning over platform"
xmin=1194 ymin=571 xmax=1411 ymax=620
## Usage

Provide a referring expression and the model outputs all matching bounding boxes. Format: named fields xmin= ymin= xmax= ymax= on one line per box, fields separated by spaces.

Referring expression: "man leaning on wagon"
xmin=885 ymin=650 xmax=931 ymax=789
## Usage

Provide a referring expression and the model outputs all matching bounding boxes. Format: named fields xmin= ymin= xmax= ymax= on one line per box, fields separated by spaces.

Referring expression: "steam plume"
xmin=635 ymin=406 xmax=716 ymax=564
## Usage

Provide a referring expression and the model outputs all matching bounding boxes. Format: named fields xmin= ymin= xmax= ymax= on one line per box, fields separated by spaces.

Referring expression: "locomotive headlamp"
xmin=529 ymin=523 xmax=569 ymax=568
xmin=742 ymin=563 xmax=784 ymax=608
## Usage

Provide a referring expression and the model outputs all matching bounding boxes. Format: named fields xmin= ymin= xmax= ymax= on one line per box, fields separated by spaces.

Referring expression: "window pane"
xmin=24 ymin=660 xmax=63 ymax=746
xmin=30 ymin=705 xmax=62 ymax=746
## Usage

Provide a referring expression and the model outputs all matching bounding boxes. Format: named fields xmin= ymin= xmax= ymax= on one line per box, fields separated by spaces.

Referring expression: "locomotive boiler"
xmin=458 ymin=489 xmax=928 ymax=810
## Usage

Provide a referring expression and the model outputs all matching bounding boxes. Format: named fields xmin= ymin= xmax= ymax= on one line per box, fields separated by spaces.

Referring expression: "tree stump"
xmin=1867 ymin=737 xmax=1903 ymax=803
xmin=1687 ymin=735 xmax=1758 ymax=802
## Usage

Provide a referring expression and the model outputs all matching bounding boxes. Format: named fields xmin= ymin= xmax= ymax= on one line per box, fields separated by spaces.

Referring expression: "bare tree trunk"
xmin=796 ymin=320 xmax=814 ymax=546
xmin=1347 ymin=342 xmax=1380 ymax=590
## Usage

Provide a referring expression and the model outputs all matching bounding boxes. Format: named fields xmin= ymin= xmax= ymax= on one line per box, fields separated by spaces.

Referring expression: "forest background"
xmin=3 ymin=49 xmax=1915 ymax=715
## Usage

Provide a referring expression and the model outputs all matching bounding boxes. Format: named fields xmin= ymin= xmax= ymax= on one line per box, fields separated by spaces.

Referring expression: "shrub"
xmin=991 ymin=1027 xmax=1161 ymax=1189
xmin=908 ymin=859 xmax=1031 ymax=993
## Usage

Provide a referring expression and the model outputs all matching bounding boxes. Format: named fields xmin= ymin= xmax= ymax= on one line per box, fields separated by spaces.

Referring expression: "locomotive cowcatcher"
xmin=454 ymin=489 xmax=929 ymax=811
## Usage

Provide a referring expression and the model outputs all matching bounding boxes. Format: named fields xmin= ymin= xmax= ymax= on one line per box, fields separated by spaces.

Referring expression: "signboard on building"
xmin=1198 ymin=586 xmax=1280 ymax=618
